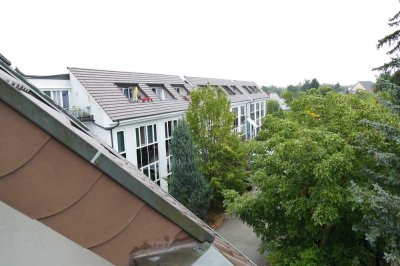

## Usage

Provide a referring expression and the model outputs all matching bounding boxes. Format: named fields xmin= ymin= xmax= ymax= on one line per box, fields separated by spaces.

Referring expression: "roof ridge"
xmin=68 ymin=67 xmax=182 ymax=78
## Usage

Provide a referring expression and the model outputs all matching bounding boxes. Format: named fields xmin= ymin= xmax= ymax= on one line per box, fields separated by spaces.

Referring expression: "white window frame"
xmin=165 ymin=120 xmax=178 ymax=177
xmin=135 ymin=124 xmax=160 ymax=185
xmin=43 ymin=89 xmax=70 ymax=108
xmin=116 ymin=130 xmax=126 ymax=158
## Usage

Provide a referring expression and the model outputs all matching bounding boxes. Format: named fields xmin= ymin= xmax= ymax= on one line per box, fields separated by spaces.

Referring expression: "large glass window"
xmin=116 ymin=131 xmax=126 ymax=158
xmin=135 ymin=124 xmax=160 ymax=185
xmin=43 ymin=90 xmax=69 ymax=108
xmin=232 ymin=107 xmax=239 ymax=133
xmin=165 ymin=120 xmax=178 ymax=178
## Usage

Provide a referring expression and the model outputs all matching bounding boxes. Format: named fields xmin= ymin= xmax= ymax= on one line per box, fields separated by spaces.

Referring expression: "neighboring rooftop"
xmin=351 ymin=81 xmax=375 ymax=93
xmin=184 ymin=76 xmax=253 ymax=103
xmin=68 ymin=67 xmax=191 ymax=121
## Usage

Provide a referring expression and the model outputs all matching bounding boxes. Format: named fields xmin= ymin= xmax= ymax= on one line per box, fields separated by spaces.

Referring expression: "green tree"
xmin=169 ymin=120 xmax=211 ymax=220
xmin=186 ymin=85 xmax=248 ymax=207
xmin=225 ymin=88 xmax=400 ymax=265
xmin=374 ymin=8 xmax=400 ymax=72
xmin=266 ymin=99 xmax=282 ymax=116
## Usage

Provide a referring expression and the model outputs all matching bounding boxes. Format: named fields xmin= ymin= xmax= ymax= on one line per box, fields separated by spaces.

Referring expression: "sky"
xmin=2 ymin=0 xmax=399 ymax=87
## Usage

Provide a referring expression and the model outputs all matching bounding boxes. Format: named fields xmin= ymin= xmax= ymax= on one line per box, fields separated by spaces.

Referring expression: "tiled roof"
xmin=185 ymin=76 xmax=252 ymax=103
xmin=68 ymin=67 xmax=190 ymax=121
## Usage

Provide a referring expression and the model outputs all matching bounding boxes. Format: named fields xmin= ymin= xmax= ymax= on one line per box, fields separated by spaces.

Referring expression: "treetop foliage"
xmin=225 ymin=87 xmax=400 ymax=265
xmin=186 ymin=85 xmax=248 ymax=207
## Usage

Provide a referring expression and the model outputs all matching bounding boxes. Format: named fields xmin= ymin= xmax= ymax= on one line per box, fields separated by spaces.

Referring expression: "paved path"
xmin=216 ymin=217 xmax=267 ymax=266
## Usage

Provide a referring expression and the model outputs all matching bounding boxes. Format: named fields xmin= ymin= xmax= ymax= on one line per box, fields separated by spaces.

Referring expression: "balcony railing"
xmin=64 ymin=106 xmax=92 ymax=121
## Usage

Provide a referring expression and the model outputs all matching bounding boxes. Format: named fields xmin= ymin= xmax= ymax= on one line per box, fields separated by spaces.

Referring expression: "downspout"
xmin=92 ymin=120 xmax=120 ymax=148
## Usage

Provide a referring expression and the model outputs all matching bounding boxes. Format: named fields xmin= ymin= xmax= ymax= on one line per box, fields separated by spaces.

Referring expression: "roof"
xmin=68 ymin=67 xmax=190 ymax=121
xmin=0 ymin=59 xmax=255 ymax=265
xmin=234 ymin=80 xmax=269 ymax=101
xmin=358 ymin=81 xmax=374 ymax=91
xmin=184 ymin=76 xmax=252 ymax=103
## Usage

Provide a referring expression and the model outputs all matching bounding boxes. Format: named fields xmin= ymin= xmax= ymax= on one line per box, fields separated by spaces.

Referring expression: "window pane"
xmin=154 ymin=125 xmax=157 ymax=141
xmin=168 ymin=121 xmax=172 ymax=137
xmin=250 ymin=104 xmax=254 ymax=112
xmin=148 ymin=144 xmax=155 ymax=163
xmin=147 ymin=125 xmax=153 ymax=143
xmin=140 ymin=126 xmax=146 ymax=145
xmin=61 ymin=91 xmax=69 ymax=108
xmin=141 ymin=146 xmax=149 ymax=166
xmin=155 ymin=144 xmax=159 ymax=161
xmin=164 ymin=122 xmax=168 ymax=138
xmin=143 ymin=166 xmax=149 ymax=177
xmin=137 ymin=149 xmax=142 ymax=168
xmin=53 ymin=91 xmax=61 ymax=105
xmin=136 ymin=128 xmax=140 ymax=147
xmin=241 ymin=106 xmax=245 ymax=115
xmin=150 ymin=164 xmax=156 ymax=181
xmin=165 ymin=140 xmax=170 ymax=157
xmin=117 ymin=131 xmax=125 ymax=152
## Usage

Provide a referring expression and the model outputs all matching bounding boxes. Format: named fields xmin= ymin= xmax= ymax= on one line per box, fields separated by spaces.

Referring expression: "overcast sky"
xmin=2 ymin=0 xmax=399 ymax=87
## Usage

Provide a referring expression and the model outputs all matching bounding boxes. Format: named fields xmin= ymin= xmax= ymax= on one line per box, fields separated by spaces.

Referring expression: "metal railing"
xmin=64 ymin=106 xmax=92 ymax=121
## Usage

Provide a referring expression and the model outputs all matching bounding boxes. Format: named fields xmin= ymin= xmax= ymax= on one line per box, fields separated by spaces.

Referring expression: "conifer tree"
xmin=169 ymin=120 xmax=211 ymax=220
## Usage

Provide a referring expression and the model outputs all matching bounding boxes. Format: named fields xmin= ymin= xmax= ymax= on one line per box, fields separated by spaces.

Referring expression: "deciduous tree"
xmin=186 ymin=86 xmax=248 ymax=207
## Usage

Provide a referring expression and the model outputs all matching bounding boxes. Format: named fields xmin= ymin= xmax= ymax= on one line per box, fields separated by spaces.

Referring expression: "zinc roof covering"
xmin=68 ymin=67 xmax=190 ymax=121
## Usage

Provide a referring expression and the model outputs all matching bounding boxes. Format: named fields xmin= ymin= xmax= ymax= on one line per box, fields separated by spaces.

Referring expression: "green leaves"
xmin=225 ymin=88 xmax=400 ymax=265
xmin=186 ymin=86 xmax=248 ymax=207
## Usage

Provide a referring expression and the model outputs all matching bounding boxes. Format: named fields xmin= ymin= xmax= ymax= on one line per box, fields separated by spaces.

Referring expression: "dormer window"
xmin=221 ymin=86 xmax=236 ymax=95
xmin=116 ymin=83 xmax=148 ymax=102
xmin=43 ymin=89 xmax=70 ymax=109
xmin=230 ymin=86 xmax=243 ymax=95
xmin=123 ymin=87 xmax=134 ymax=101
xmin=150 ymin=85 xmax=175 ymax=101
xmin=173 ymin=85 xmax=189 ymax=96
xmin=242 ymin=85 xmax=253 ymax=94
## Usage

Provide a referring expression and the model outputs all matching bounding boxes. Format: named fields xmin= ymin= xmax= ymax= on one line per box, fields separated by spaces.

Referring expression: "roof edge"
xmin=0 ymin=77 xmax=214 ymax=244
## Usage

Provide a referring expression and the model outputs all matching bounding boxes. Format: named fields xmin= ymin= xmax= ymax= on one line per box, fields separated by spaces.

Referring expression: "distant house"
xmin=350 ymin=81 xmax=374 ymax=93
xmin=0 ymin=56 xmax=255 ymax=265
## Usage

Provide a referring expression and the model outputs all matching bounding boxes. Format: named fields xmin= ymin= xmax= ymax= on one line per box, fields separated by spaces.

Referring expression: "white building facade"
xmin=27 ymin=68 xmax=269 ymax=191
